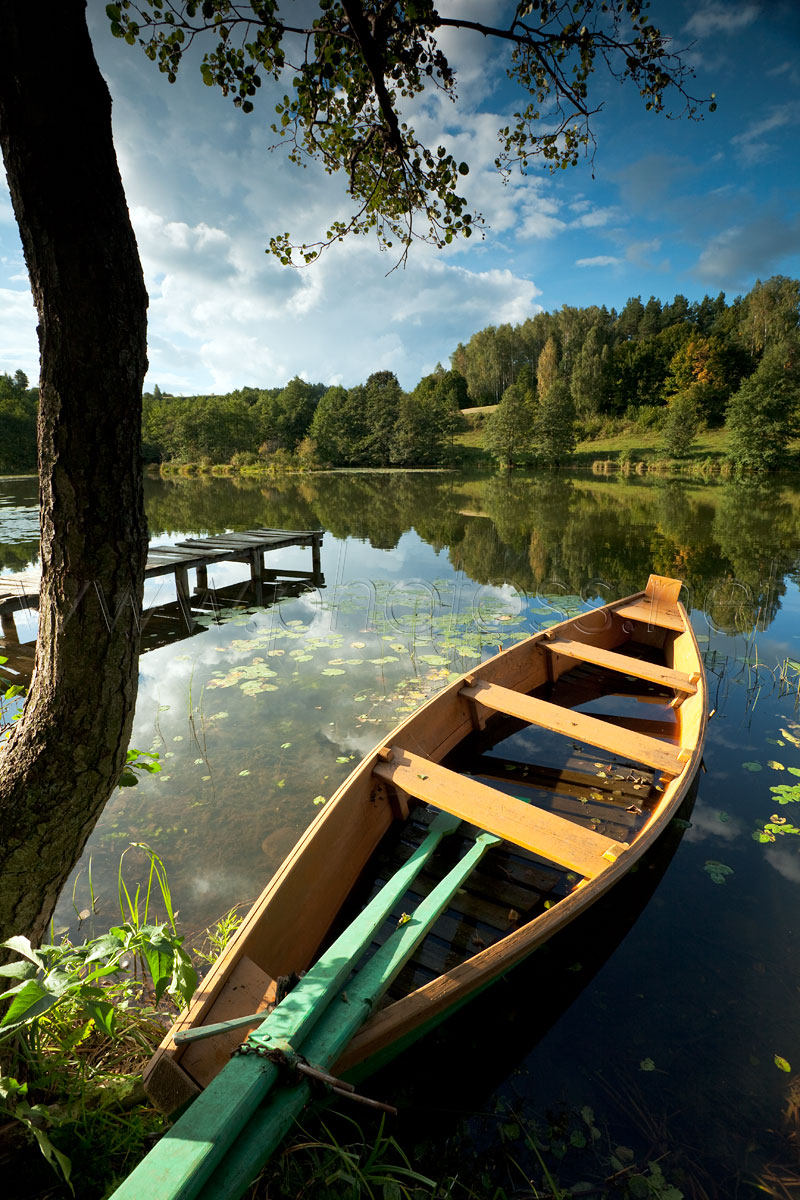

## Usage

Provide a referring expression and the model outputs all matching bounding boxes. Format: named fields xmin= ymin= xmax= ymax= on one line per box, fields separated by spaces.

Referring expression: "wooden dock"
xmin=0 ymin=528 xmax=324 ymax=674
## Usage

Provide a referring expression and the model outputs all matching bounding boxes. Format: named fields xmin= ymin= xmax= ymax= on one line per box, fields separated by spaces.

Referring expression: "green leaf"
xmin=742 ymin=761 xmax=762 ymax=772
xmin=639 ymin=1057 xmax=656 ymax=1071
xmin=171 ymin=954 xmax=198 ymax=1007
xmin=29 ymin=1123 xmax=73 ymax=1190
xmin=2 ymin=935 xmax=44 ymax=968
xmin=0 ymin=960 xmax=36 ymax=980
xmin=81 ymin=999 xmax=117 ymax=1038
xmin=0 ymin=979 xmax=57 ymax=1029
xmin=775 ymin=1054 xmax=792 ymax=1072
xmin=140 ymin=933 xmax=177 ymax=1002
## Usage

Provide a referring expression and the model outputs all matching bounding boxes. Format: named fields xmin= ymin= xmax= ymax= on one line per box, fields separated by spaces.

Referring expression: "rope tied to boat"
xmin=231 ymin=1040 xmax=398 ymax=1115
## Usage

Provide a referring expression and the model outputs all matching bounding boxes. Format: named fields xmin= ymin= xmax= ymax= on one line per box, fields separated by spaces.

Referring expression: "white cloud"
xmin=575 ymin=255 xmax=622 ymax=268
xmin=0 ymin=287 xmax=38 ymax=378
xmin=131 ymin=199 xmax=541 ymax=393
xmin=686 ymin=4 xmax=760 ymax=37
xmin=625 ymin=239 xmax=663 ymax=267
xmin=571 ymin=206 xmax=621 ymax=230
xmin=731 ymin=104 xmax=800 ymax=165
xmin=694 ymin=213 xmax=800 ymax=286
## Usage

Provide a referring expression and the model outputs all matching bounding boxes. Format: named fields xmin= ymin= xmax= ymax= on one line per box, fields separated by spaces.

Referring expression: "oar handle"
xmin=174 ymin=1012 xmax=267 ymax=1045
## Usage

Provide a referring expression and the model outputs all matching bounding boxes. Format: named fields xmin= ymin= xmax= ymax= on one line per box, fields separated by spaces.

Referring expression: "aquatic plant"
xmin=0 ymin=845 xmax=197 ymax=1192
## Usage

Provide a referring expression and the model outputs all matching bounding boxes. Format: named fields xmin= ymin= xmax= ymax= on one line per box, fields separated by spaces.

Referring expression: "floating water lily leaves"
xmin=704 ymin=860 xmax=734 ymax=884
xmin=769 ymin=783 xmax=800 ymax=804
xmin=774 ymin=1054 xmax=792 ymax=1073
xmin=639 ymin=1058 xmax=656 ymax=1072
xmin=321 ymin=668 xmax=345 ymax=676
xmin=768 ymin=760 xmax=785 ymax=771
xmin=742 ymin=761 xmax=762 ymax=772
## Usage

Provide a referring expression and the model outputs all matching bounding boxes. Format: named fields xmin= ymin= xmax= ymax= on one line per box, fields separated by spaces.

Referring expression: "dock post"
xmin=196 ymin=565 xmax=208 ymax=591
xmin=1 ymin=612 xmax=19 ymax=645
xmin=250 ymin=549 xmax=264 ymax=606
xmin=312 ymin=534 xmax=322 ymax=583
xmin=175 ymin=567 xmax=192 ymax=626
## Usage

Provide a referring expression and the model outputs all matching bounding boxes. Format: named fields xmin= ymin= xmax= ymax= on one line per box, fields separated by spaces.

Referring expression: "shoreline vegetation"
xmin=3 ymin=277 xmax=800 ymax=481
xmin=153 ymin=413 xmax=796 ymax=481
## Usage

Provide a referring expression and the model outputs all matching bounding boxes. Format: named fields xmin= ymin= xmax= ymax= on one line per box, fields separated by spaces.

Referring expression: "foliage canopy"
xmin=108 ymin=0 xmax=710 ymax=264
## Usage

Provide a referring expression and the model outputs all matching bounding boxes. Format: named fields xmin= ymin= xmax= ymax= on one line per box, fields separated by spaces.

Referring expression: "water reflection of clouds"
xmin=683 ymin=800 xmax=744 ymax=844
xmin=763 ymin=844 xmax=800 ymax=884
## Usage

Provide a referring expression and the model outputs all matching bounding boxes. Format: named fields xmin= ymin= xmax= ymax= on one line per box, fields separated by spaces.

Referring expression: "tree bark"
xmin=0 ymin=2 xmax=148 ymax=944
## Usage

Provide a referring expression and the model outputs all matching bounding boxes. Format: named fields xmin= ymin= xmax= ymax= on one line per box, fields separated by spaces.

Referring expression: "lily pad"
xmin=704 ymin=860 xmax=734 ymax=884
xmin=742 ymin=761 xmax=762 ymax=772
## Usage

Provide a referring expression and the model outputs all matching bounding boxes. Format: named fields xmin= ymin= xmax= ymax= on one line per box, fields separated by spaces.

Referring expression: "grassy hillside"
xmin=454 ymin=407 xmax=740 ymax=470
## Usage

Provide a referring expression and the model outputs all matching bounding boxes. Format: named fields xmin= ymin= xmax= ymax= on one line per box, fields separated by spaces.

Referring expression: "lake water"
xmin=2 ymin=469 xmax=800 ymax=1195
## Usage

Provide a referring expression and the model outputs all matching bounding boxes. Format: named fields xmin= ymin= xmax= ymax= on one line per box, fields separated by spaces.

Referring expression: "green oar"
xmin=109 ymin=809 xmax=462 ymax=1200
xmin=198 ymin=829 xmax=503 ymax=1199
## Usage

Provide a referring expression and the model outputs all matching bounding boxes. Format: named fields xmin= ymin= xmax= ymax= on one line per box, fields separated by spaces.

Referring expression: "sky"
xmin=1 ymin=0 xmax=799 ymax=394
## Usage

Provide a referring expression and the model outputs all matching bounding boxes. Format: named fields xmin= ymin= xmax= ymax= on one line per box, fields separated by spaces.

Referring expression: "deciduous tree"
xmin=0 ymin=0 xmax=712 ymax=944
xmin=727 ymin=338 xmax=800 ymax=474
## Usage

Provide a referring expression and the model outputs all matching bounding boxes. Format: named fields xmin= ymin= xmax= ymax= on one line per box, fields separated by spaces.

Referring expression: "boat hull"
xmin=144 ymin=575 xmax=707 ymax=1116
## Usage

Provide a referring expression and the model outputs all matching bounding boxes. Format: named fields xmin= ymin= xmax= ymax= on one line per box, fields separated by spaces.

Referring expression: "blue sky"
xmin=1 ymin=1 xmax=799 ymax=393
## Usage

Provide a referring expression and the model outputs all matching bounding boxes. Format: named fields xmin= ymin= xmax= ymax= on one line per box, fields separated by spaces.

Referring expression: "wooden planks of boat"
xmin=115 ymin=574 xmax=706 ymax=1200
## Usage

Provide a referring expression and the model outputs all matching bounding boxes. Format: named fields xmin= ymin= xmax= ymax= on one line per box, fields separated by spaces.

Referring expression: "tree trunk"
xmin=0 ymin=2 xmax=148 ymax=945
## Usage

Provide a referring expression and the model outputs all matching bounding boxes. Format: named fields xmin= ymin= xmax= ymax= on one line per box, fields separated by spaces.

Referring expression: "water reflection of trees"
xmin=139 ymin=471 xmax=800 ymax=629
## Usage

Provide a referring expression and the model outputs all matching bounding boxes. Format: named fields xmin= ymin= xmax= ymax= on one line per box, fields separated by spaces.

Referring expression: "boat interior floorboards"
xmin=322 ymin=643 xmax=673 ymax=1006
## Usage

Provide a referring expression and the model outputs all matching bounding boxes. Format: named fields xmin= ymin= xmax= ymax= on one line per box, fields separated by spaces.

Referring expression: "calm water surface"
xmin=2 ymin=469 xmax=800 ymax=1194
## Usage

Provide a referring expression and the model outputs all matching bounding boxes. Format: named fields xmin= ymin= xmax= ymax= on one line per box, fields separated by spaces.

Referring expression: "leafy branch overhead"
xmin=107 ymin=0 xmax=712 ymax=264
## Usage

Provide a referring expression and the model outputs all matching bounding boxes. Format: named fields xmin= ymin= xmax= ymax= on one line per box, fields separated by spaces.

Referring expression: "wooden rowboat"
xmin=113 ymin=574 xmax=706 ymax=1199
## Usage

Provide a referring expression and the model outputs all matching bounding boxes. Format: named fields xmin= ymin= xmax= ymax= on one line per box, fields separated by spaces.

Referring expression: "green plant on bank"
xmin=252 ymin=1101 xmax=687 ymax=1200
xmin=194 ymin=904 xmax=246 ymax=966
xmin=117 ymin=747 xmax=162 ymax=789
xmin=256 ymin=1113 xmax=436 ymax=1200
xmin=0 ymin=844 xmax=197 ymax=1195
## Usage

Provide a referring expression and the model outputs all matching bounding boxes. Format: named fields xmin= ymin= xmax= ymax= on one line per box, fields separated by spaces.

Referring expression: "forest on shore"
xmin=2 ymin=274 xmax=798 ymax=476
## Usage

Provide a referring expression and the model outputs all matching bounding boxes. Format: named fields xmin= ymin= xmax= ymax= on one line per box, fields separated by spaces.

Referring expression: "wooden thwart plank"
xmin=374 ymin=748 xmax=626 ymax=879
xmin=613 ymin=598 xmax=684 ymax=632
xmin=460 ymin=680 xmax=683 ymax=777
xmin=545 ymin=637 xmax=697 ymax=694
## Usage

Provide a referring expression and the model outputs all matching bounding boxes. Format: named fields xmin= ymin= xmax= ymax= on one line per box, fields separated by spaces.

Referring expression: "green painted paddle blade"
xmin=197 ymin=830 xmax=501 ymax=1200
xmin=109 ymin=807 xmax=462 ymax=1200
